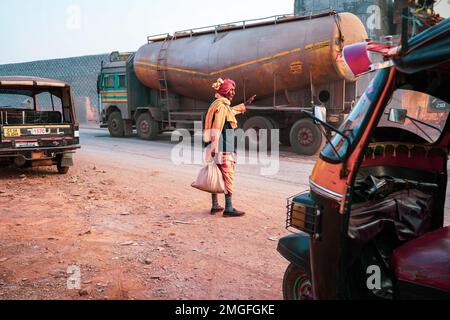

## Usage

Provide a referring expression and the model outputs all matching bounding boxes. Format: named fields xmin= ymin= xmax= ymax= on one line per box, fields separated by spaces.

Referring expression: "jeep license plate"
xmin=16 ymin=142 xmax=39 ymax=148
xmin=28 ymin=128 xmax=48 ymax=135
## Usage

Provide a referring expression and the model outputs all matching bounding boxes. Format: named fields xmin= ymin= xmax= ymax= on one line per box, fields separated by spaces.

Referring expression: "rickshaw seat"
xmin=391 ymin=226 xmax=450 ymax=293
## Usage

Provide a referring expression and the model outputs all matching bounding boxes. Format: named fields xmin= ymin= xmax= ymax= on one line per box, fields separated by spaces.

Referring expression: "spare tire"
xmin=289 ymin=118 xmax=323 ymax=156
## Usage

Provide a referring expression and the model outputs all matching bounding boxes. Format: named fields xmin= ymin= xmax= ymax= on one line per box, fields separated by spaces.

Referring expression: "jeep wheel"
xmin=57 ymin=163 xmax=70 ymax=174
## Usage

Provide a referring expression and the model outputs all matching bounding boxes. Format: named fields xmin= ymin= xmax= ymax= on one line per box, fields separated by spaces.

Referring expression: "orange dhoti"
xmin=216 ymin=152 xmax=236 ymax=195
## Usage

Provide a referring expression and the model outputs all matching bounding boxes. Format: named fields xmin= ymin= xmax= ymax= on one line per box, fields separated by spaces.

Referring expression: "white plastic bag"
xmin=191 ymin=162 xmax=227 ymax=194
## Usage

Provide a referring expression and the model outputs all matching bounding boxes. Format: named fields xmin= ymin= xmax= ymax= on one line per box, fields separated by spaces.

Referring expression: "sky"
xmin=0 ymin=0 xmax=294 ymax=64
xmin=0 ymin=0 xmax=449 ymax=65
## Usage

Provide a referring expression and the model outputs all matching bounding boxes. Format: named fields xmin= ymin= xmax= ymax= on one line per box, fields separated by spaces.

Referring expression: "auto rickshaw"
xmin=277 ymin=15 xmax=450 ymax=300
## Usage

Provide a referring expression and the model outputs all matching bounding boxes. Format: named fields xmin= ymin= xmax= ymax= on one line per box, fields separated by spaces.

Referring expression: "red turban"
xmin=212 ymin=78 xmax=236 ymax=97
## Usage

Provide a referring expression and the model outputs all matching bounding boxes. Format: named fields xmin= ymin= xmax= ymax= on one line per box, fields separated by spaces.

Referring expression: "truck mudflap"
xmin=277 ymin=233 xmax=311 ymax=270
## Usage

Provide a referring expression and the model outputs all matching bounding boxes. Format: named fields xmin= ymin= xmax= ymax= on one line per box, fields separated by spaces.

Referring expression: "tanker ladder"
xmin=156 ymin=34 xmax=174 ymax=128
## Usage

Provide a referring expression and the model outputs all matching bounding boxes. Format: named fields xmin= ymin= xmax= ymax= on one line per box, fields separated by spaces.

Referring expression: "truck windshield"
xmin=0 ymin=89 xmax=65 ymax=125
xmin=321 ymin=68 xmax=390 ymax=162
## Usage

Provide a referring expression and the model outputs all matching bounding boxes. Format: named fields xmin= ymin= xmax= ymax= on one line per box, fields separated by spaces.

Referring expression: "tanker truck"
xmin=98 ymin=11 xmax=368 ymax=155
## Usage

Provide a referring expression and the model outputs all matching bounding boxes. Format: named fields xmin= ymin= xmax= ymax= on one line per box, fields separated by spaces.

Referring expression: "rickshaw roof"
xmin=394 ymin=18 xmax=450 ymax=74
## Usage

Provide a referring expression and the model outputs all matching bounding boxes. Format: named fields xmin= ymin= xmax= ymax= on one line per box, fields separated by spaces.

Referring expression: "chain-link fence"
xmin=0 ymin=54 xmax=109 ymax=124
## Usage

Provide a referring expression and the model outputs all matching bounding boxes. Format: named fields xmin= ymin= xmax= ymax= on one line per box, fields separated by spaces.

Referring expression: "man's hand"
xmin=210 ymin=143 xmax=219 ymax=158
xmin=245 ymin=95 xmax=256 ymax=106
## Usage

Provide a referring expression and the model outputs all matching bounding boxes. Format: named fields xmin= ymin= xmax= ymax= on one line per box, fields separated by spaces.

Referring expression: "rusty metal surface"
xmin=134 ymin=12 xmax=367 ymax=104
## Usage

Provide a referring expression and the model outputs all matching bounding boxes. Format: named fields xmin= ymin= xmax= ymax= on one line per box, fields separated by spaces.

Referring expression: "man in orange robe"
xmin=204 ymin=78 xmax=255 ymax=217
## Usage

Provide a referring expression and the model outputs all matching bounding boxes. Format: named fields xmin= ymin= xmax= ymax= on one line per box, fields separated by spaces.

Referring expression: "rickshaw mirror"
xmin=314 ymin=106 xmax=327 ymax=124
xmin=388 ymin=108 xmax=407 ymax=124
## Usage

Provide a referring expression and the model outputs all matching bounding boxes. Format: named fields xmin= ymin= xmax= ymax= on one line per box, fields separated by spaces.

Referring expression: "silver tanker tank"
xmin=134 ymin=12 xmax=367 ymax=103
xmin=98 ymin=12 xmax=368 ymax=155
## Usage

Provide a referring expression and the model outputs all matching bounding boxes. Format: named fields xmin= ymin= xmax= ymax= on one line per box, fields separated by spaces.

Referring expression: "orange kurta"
xmin=204 ymin=95 xmax=246 ymax=145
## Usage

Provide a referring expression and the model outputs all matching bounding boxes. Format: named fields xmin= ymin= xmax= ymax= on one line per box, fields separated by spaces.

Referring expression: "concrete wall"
xmin=0 ymin=54 xmax=109 ymax=124
xmin=294 ymin=0 xmax=396 ymax=99
xmin=294 ymin=0 xmax=394 ymax=40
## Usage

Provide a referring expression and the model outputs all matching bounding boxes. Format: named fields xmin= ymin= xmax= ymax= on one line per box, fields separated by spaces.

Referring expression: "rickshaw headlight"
xmin=286 ymin=192 xmax=316 ymax=235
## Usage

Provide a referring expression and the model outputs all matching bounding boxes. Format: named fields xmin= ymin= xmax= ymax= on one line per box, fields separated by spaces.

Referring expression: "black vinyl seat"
xmin=25 ymin=111 xmax=62 ymax=124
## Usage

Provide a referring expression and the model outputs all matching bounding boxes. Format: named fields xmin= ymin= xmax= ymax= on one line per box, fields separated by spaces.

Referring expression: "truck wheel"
xmin=137 ymin=113 xmax=159 ymax=140
xmin=108 ymin=111 xmax=125 ymax=137
xmin=269 ymin=119 xmax=283 ymax=147
xmin=280 ymin=130 xmax=291 ymax=146
xmin=289 ymin=118 xmax=323 ymax=156
xmin=283 ymin=263 xmax=313 ymax=300
xmin=243 ymin=116 xmax=274 ymax=151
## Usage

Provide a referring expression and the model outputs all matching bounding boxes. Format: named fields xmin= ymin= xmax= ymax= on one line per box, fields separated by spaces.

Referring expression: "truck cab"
xmin=98 ymin=51 xmax=178 ymax=141
xmin=98 ymin=51 xmax=134 ymax=137
xmin=0 ymin=76 xmax=80 ymax=174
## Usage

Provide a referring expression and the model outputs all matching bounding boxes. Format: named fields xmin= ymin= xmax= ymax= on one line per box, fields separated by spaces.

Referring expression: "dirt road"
xmin=0 ymin=128 xmax=449 ymax=300
xmin=0 ymin=128 xmax=315 ymax=300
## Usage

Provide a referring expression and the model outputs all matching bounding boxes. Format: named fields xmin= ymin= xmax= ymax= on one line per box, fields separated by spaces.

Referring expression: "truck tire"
xmin=289 ymin=118 xmax=323 ymax=156
xmin=280 ymin=129 xmax=291 ymax=146
xmin=137 ymin=113 xmax=159 ymax=140
xmin=269 ymin=119 xmax=283 ymax=147
xmin=283 ymin=263 xmax=313 ymax=300
xmin=108 ymin=111 xmax=125 ymax=137
xmin=243 ymin=116 xmax=274 ymax=151
xmin=269 ymin=118 xmax=280 ymax=130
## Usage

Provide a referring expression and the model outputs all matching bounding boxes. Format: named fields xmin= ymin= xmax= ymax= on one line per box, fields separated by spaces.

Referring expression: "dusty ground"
xmin=0 ymin=128 xmax=448 ymax=300
xmin=0 ymin=128 xmax=314 ymax=300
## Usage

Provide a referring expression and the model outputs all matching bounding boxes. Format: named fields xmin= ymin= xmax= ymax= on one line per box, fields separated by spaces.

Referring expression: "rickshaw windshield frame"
xmin=378 ymin=70 xmax=450 ymax=144
xmin=320 ymin=68 xmax=391 ymax=163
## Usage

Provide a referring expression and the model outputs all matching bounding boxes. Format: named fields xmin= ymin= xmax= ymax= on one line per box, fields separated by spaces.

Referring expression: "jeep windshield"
xmin=0 ymin=88 xmax=69 ymax=125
